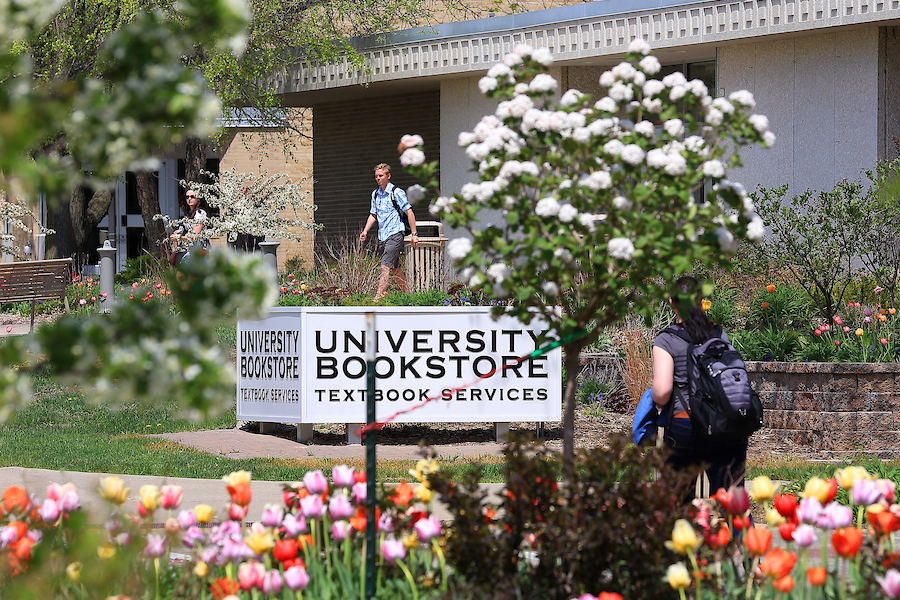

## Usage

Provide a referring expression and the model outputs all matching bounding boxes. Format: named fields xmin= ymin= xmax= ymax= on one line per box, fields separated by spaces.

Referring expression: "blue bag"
xmin=632 ymin=388 xmax=659 ymax=446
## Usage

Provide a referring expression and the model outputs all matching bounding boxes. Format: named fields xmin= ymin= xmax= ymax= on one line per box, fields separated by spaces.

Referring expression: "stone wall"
xmin=580 ymin=354 xmax=900 ymax=453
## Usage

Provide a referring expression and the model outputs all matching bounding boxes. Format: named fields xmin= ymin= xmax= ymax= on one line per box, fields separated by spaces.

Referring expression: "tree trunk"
xmin=182 ymin=136 xmax=207 ymax=214
xmin=135 ymin=171 xmax=165 ymax=254
xmin=45 ymin=193 xmax=76 ymax=263
xmin=562 ymin=346 xmax=582 ymax=464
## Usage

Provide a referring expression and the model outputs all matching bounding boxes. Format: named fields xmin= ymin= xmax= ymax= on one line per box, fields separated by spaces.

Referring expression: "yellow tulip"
xmin=801 ymin=477 xmax=832 ymax=504
xmin=98 ymin=476 xmax=130 ymax=505
xmin=665 ymin=519 xmax=701 ymax=555
xmin=403 ymin=532 xmax=421 ymax=549
xmin=139 ymin=485 xmax=161 ymax=512
xmin=856 ymin=328 xmax=864 ymax=337
xmin=701 ymin=299 xmax=712 ymax=312
xmin=415 ymin=485 xmax=433 ymax=503
xmin=193 ymin=561 xmax=209 ymax=578
xmin=223 ymin=470 xmax=252 ymax=487
xmin=194 ymin=504 xmax=215 ymax=524
xmin=749 ymin=476 xmax=778 ymax=503
xmin=766 ymin=507 xmax=786 ymax=526
xmin=409 ymin=458 xmax=439 ymax=482
xmin=835 ymin=466 xmax=870 ymax=490
xmin=666 ymin=562 xmax=692 ymax=590
xmin=245 ymin=528 xmax=275 ymax=555
xmin=97 ymin=545 xmax=116 ymax=560
xmin=66 ymin=562 xmax=82 ymax=583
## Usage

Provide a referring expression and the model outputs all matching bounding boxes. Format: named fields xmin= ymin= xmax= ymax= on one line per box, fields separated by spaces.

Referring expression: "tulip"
xmin=352 ymin=482 xmax=367 ymax=504
xmin=177 ymin=509 xmax=196 ymax=530
xmin=260 ymin=504 xmax=284 ymax=528
xmin=835 ymin=340 xmax=841 ymax=346
xmin=856 ymin=328 xmax=864 ymax=336
xmin=766 ymin=284 xmax=776 ymax=293
xmin=744 ymin=527 xmax=773 ymax=557
xmin=300 ymin=494 xmax=325 ymax=519
xmin=777 ymin=522 xmax=796 ymax=541
xmin=273 ymin=538 xmax=299 ymax=563
xmin=665 ymin=519 xmax=701 ymax=555
xmin=329 ymin=494 xmax=354 ymax=520
xmin=284 ymin=565 xmax=310 ymax=590
xmin=379 ymin=513 xmax=394 ymax=533
xmin=851 ymin=478 xmax=884 ymax=506
xmin=98 ymin=477 xmax=130 ymax=505
xmin=772 ymin=575 xmax=795 ymax=593
xmin=666 ymin=562 xmax=691 ymax=590
xmin=160 ymin=485 xmax=183 ymax=510
xmin=876 ymin=478 xmax=896 ymax=503
xmin=381 ymin=538 xmax=407 ymax=564
xmin=727 ymin=487 xmax=750 ymax=515
xmin=792 ymin=524 xmax=816 ymax=547
xmin=882 ymin=338 xmax=890 ymax=345
xmin=415 ymin=515 xmax=442 ymax=541
xmin=868 ymin=507 xmax=900 ymax=535
xmin=835 ymin=466 xmax=870 ymax=490
xmin=814 ymin=328 xmax=822 ymax=336
xmin=332 ymin=520 xmax=351 ymax=541
xmin=765 ymin=507 xmax=785 ymax=526
xmin=843 ymin=326 xmax=850 ymax=333
xmin=283 ymin=483 xmax=302 ymax=509
xmin=875 ymin=286 xmax=885 ymax=294
xmin=832 ymin=527 xmax=864 ymax=558
xmin=224 ymin=471 xmax=253 ymax=506
xmin=761 ymin=302 xmax=770 ymax=309
xmin=817 ymin=502 xmax=853 ymax=530
xmin=165 ymin=517 xmax=180 ymax=534
xmin=38 ymin=498 xmax=61 ymax=523
xmin=760 ymin=547 xmax=797 ymax=579
xmin=245 ymin=527 xmax=275 ymax=556
xmin=194 ymin=504 xmax=215 ymax=524
xmin=237 ymin=560 xmax=266 ymax=591
xmin=182 ymin=526 xmax=204 ymax=548
xmin=303 ymin=470 xmax=328 ymax=495
xmin=262 ymin=570 xmax=283 ymax=595
xmin=802 ymin=477 xmax=836 ymax=504
xmin=773 ymin=494 xmax=798 ymax=518
xmin=878 ymin=569 xmax=900 ymax=598
xmin=228 ymin=502 xmax=249 ymax=522
xmin=409 ymin=458 xmax=439 ymax=483
xmin=807 ymin=566 xmax=827 ymax=587
xmin=138 ymin=485 xmax=161 ymax=514
xmin=282 ymin=513 xmax=307 ymax=536
xmin=749 ymin=476 xmax=777 ymax=503
xmin=415 ymin=485 xmax=434 ymax=503
xmin=47 ymin=482 xmax=76 ymax=502
xmin=66 ymin=562 xmax=82 ymax=583
xmin=702 ymin=299 xmax=712 ymax=311
xmin=797 ymin=496 xmax=823 ymax=524
xmin=833 ymin=316 xmax=843 ymax=325
xmin=144 ymin=533 xmax=167 ymax=558
xmin=332 ymin=465 xmax=356 ymax=488
xmin=193 ymin=561 xmax=209 ymax=578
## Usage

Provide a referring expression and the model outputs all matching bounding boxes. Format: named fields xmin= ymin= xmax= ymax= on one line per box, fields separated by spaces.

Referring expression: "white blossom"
xmin=608 ymin=82 xmax=634 ymax=102
xmin=521 ymin=162 xmax=540 ymax=177
xmin=447 ymin=238 xmax=473 ymax=263
xmin=578 ymin=213 xmax=599 ymax=232
xmin=572 ymin=127 xmax=591 ymax=143
xmin=458 ymin=131 xmax=476 ymax=146
xmin=664 ymin=153 xmax=687 ymax=175
xmin=607 ymin=237 xmax=635 ymax=260
xmin=514 ymin=44 xmax=533 ymax=57
xmin=595 ymin=97 xmax=617 ymax=113
xmin=599 ymin=71 xmax=616 ymax=88
xmin=558 ymin=204 xmax=579 ymax=223
xmin=664 ymin=119 xmax=684 ymax=138
xmin=711 ymin=97 xmax=735 ymax=114
xmin=611 ymin=62 xmax=638 ymax=82
xmin=643 ymin=80 xmax=664 ymax=97
xmin=748 ymin=114 xmax=769 ymax=133
xmin=406 ymin=184 xmax=426 ymax=203
xmin=684 ymin=135 xmax=706 ymax=153
xmin=701 ymin=160 xmax=725 ymax=178
xmin=400 ymin=148 xmax=425 ymax=167
xmin=589 ymin=118 xmax=617 ymax=137
xmin=487 ymin=63 xmax=512 ymax=80
xmin=716 ymin=227 xmax=738 ymax=252
xmin=621 ymin=144 xmax=646 ymax=165
xmin=503 ymin=52 xmax=524 ymax=67
xmin=687 ymin=79 xmax=708 ymax=99
xmin=762 ymin=131 xmax=776 ymax=147
xmin=529 ymin=73 xmax=558 ymax=93
xmin=559 ymin=89 xmax=584 ymax=107
xmin=638 ymin=55 xmax=661 ymax=75
xmin=705 ymin=108 xmax=724 ymax=126
xmin=603 ymin=139 xmax=625 ymax=156
xmin=430 ymin=196 xmax=454 ymax=214
xmin=746 ymin=215 xmax=765 ymax=242
xmin=465 ymin=142 xmax=489 ymax=162
xmin=554 ymin=247 xmax=573 ymax=262
xmin=400 ymin=134 xmax=424 ymax=148
xmin=478 ymin=76 xmax=498 ymax=94
xmin=613 ymin=195 xmax=633 ymax=211
xmin=669 ymin=85 xmax=687 ymax=101
xmin=634 ymin=120 xmax=655 ymax=137
xmin=542 ymin=281 xmax=560 ymax=296
xmin=580 ymin=170 xmax=613 ymax=190
xmin=662 ymin=72 xmax=687 ymax=88
xmin=646 ymin=148 xmax=669 ymax=169
xmin=535 ymin=197 xmax=561 ymax=217
xmin=627 ymin=39 xmax=651 ymax=55
xmin=532 ymin=47 xmax=554 ymax=66
xmin=728 ymin=89 xmax=756 ymax=108
xmin=514 ymin=82 xmax=529 ymax=95
xmin=642 ymin=97 xmax=663 ymax=113
xmin=487 ymin=262 xmax=511 ymax=282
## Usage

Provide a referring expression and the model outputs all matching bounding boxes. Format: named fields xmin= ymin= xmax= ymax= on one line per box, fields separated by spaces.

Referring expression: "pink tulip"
xmin=300 ymin=494 xmax=325 ymax=519
xmin=817 ymin=502 xmax=853 ymax=529
xmin=842 ymin=326 xmax=850 ymax=333
xmin=282 ymin=513 xmax=307 ymax=536
xmin=329 ymin=495 xmax=354 ymax=520
xmin=332 ymin=465 xmax=356 ymax=488
xmin=835 ymin=340 xmax=841 ymax=346
xmin=792 ymin=524 xmax=816 ymax=547
xmin=823 ymin=324 xmax=831 ymax=332
xmin=229 ymin=502 xmax=249 ymax=522
xmin=46 ymin=482 xmax=75 ymax=502
xmin=875 ymin=286 xmax=885 ymax=294
xmin=38 ymin=498 xmax=60 ymax=522
xmin=878 ymin=569 xmax=900 ymax=598
xmin=262 ymin=570 xmax=283 ymax=595
xmin=177 ymin=509 xmax=197 ymax=529
xmin=381 ymin=538 xmax=407 ymax=564
xmin=876 ymin=479 xmax=896 ymax=503
xmin=378 ymin=513 xmax=394 ymax=533
xmin=814 ymin=329 xmax=822 ymax=336
xmin=160 ymin=485 xmax=183 ymax=510
xmin=865 ymin=308 xmax=873 ymax=317
xmin=414 ymin=515 xmax=442 ymax=541
xmin=882 ymin=338 xmax=890 ymax=345
xmin=144 ymin=533 xmax=167 ymax=558
xmin=58 ymin=490 xmax=81 ymax=513
xmin=833 ymin=316 xmax=843 ymax=325
xmin=261 ymin=504 xmax=284 ymax=527
xmin=332 ymin=520 xmax=351 ymax=541
xmin=727 ymin=488 xmax=750 ymax=515
xmin=865 ymin=317 xmax=872 ymax=323
xmin=284 ymin=565 xmax=310 ymax=590
xmin=238 ymin=560 xmax=266 ymax=591
xmin=797 ymin=497 xmax=823 ymax=524
xmin=303 ymin=470 xmax=328 ymax=495
xmin=352 ymin=482 xmax=367 ymax=504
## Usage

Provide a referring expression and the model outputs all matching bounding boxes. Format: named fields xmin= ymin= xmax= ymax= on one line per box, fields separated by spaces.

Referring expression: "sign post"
xmin=365 ymin=312 xmax=377 ymax=600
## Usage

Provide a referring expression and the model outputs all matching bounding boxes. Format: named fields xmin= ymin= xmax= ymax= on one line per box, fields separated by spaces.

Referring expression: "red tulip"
xmin=832 ymin=527 xmax=864 ymax=558
xmin=807 ymin=567 xmax=827 ymax=587
xmin=778 ymin=522 xmax=796 ymax=541
xmin=868 ymin=510 xmax=900 ymax=535
xmin=745 ymin=527 xmax=773 ymax=557
xmin=773 ymin=494 xmax=797 ymax=518
xmin=273 ymin=539 xmax=299 ymax=563
xmin=761 ymin=547 xmax=797 ymax=580
xmin=772 ymin=575 xmax=795 ymax=593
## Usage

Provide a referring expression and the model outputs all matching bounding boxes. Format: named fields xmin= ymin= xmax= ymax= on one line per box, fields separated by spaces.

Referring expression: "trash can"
xmin=405 ymin=221 xmax=448 ymax=291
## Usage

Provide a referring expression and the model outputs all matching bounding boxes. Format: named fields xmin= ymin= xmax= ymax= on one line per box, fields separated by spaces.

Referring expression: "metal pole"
xmin=97 ymin=240 xmax=117 ymax=314
xmin=365 ymin=311 xmax=377 ymax=600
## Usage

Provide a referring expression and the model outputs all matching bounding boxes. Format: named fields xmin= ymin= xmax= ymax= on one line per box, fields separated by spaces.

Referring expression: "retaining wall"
xmin=580 ymin=355 xmax=900 ymax=453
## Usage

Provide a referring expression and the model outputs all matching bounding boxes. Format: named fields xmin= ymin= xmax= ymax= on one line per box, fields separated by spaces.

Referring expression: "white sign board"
xmin=237 ymin=307 xmax=562 ymax=424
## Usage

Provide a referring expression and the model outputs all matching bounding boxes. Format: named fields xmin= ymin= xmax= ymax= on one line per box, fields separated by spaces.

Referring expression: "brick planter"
xmin=579 ymin=354 xmax=900 ymax=453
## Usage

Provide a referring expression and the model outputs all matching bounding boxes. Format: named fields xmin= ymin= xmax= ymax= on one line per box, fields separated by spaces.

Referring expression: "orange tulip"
xmin=868 ymin=510 xmax=900 ymax=535
xmin=767 ymin=284 xmax=776 ymax=293
xmin=745 ymin=527 xmax=773 ymax=557
xmin=706 ymin=526 xmax=731 ymax=549
xmin=597 ymin=594 xmax=624 ymax=600
xmin=832 ymin=527 xmax=864 ymax=558
xmin=13 ymin=537 xmax=35 ymax=561
xmin=2 ymin=486 xmax=30 ymax=515
xmin=772 ymin=575 xmax=795 ymax=593
xmin=210 ymin=577 xmax=240 ymax=599
xmin=807 ymin=567 xmax=827 ymax=587
xmin=890 ymin=308 xmax=897 ymax=315
xmin=760 ymin=547 xmax=797 ymax=580
xmin=391 ymin=482 xmax=415 ymax=506
xmin=761 ymin=302 xmax=770 ymax=309
xmin=226 ymin=481 xmax=252 ymax=507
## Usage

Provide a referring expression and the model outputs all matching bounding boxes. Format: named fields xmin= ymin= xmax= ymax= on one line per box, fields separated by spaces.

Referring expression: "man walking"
xmin=359 ymin=163 xmax=419 ymax=301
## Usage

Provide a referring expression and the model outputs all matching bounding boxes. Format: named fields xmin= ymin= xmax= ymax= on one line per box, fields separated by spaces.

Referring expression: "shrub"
xmin=745 ymin=284 xmax=813 ymax=331
xmin=731 ymin=327 xmax=802 ymax=362
xmin=706 ymin=282 xmax=742 ymax=330
xmin=427 ymin=435 xmax=694 ymax=600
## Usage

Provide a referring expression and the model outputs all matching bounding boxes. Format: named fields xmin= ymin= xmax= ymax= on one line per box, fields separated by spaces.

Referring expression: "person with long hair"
xmin=169 ymin=188 xmax=210 ymax=264
xmin=651 ymin=276 xmax=748 ymax=498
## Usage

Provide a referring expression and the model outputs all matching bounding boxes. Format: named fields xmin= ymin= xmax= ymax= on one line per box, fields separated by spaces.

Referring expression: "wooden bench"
xmin=0 ymin=258 xmax=73 ymax=332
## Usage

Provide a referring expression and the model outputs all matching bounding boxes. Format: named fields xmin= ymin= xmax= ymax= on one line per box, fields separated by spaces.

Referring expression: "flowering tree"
xmin=402 ymin=40 xmax=773 ymax=459
xmin=156 ymin=168 xmax=320 ymax=249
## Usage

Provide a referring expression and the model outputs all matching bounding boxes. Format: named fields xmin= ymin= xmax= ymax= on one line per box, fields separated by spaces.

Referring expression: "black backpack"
xmin=668 ymin=326 xmax=764 ymax=439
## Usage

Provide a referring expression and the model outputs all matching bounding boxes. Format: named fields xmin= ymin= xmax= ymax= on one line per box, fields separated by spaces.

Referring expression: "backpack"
xmin=667 ymin=326 xmax=763 ymax=440
xmin=374 ymin=188 xmax=412 ymax=236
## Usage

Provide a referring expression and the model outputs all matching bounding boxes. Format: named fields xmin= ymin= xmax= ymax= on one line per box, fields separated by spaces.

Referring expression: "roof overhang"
xmin=275 ymin=0 xmax=900 ymax=105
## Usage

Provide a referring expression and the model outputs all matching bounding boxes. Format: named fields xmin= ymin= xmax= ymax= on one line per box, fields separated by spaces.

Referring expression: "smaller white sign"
xmin=237 ymin=307 xmax=562 ymax=424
